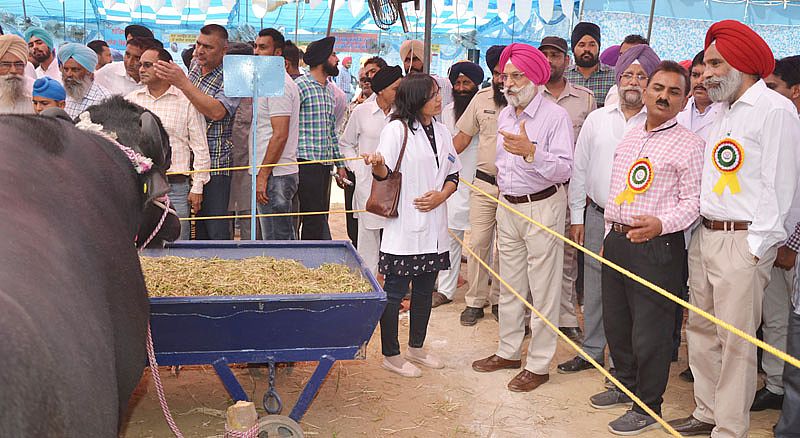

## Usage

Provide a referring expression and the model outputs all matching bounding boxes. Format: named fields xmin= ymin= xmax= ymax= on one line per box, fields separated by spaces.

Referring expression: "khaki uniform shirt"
xmin=541 ymin=80 xmax=597 ymax=146
xmin=455 ymin=86 xmax=504 ymax=176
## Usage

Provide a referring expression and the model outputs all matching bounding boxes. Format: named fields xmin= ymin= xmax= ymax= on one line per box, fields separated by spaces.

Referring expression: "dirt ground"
xmin=121 ymin=205 xmax=781 ymax=437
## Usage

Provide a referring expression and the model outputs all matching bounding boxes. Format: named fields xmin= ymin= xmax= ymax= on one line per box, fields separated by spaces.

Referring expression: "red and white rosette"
xmin=614 ymin=157 xmax=654 ymax=205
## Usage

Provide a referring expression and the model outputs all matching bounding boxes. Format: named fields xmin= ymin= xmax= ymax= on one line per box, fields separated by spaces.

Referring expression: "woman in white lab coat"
xmin=363 ymin=73 xmax=462 ymax=378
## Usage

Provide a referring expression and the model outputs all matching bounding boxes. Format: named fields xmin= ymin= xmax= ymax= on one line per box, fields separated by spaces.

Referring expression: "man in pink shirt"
xmin=471 ymin=44 xmax=573 ymax=393
xmin=591 ymin=58 xmax=704 ymax=435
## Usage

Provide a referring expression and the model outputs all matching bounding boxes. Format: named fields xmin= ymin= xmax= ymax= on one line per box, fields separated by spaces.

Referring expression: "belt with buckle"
xmin=701 ymin=217 xmax=750 ymax=231
xmin=611 ymin=222 xmax=633 ymax=233
xmin=503 ymin=185 xmax=558 ymax=204
xmin=475 ymin=169 xmax=497 ymax=186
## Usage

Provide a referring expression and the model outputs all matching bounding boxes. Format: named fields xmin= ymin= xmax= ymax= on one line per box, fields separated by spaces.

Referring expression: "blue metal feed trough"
xmin=142 ymin=241 xmax=386 ymax=422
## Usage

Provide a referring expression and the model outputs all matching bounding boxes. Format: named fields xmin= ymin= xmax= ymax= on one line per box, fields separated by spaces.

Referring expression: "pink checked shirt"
xmin=604 ymin=118 xmax=704 ymax=235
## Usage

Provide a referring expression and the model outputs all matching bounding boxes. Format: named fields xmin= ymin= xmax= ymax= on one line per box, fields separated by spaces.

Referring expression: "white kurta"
xmin=377 ymin=119 xmax=462 ymax=255
xmin=676 ymin=96 xmax=722 ymax=143
xmin=442 ymin=102 xmax=477 ymax=231
xmin=338 ymin=99 xmax=391 ymax=230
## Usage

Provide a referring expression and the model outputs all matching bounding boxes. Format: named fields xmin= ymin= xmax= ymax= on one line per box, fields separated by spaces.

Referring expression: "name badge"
xmin=447 ymin=153 xmax=456 ymax=163
xmin=483 ymin=109 xmax=496 ymax=114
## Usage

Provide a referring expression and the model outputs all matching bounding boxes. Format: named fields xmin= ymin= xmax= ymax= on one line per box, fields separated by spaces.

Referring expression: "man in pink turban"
xmin=471 ymin=42 xmax=575 ymax=394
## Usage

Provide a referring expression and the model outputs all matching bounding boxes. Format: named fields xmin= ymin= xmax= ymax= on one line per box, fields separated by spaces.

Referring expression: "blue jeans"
xmin=257 ymin=173 xmax=298 ymax=240
xmin=168 ymin=180 xmax=191 ymax=240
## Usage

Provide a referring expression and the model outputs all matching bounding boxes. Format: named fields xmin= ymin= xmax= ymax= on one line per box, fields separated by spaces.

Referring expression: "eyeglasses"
xmin=0 ymin=61 xmax=26 ymax=71
xmin=428 ymin=87 xmax=441 ymax=101
xmin=620 ymin=72 xmax=649 ymax=82
xmin=499 ymin=72 xmax=527 ymax=83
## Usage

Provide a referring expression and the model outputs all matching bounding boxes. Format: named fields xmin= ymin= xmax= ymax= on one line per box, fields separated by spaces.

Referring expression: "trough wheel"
xmin=257 ymin=415 xmax=304 ymax=438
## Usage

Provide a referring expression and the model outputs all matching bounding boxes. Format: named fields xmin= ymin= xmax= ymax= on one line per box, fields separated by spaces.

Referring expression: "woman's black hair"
xmin=391 ymin=73 xmax=438 ymax=132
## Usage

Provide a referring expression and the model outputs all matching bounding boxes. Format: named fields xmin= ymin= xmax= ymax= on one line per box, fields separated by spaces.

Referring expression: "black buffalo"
xmin=0 ymin=96 xmax=180 ymax=436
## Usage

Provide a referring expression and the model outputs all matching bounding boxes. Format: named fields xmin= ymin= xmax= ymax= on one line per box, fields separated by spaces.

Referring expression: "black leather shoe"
xmin=460 ymin=306 xmax=484 ymax=326
xmin=667 ymin=415 xmax=715 ymax=436
xmin=750 ymin=386 xmax=784 ymax=411
xmin=558 ymin=356 xmax=601 ymax=374
xmin=559 ymin=326 xmax=584 ymax=343
xmin=679 ymin=367 xmax=694 ymax=382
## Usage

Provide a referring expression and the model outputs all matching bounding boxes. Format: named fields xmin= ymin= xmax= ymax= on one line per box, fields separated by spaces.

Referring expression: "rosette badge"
xmin=711 ymin=138 xmax=744 ymax=195
xmin=614 ymin=158 xmax=654 ymax=205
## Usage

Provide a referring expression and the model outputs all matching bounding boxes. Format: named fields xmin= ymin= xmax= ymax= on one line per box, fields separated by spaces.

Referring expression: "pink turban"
xmin=498 ymin=43 xmax=550 ymax=85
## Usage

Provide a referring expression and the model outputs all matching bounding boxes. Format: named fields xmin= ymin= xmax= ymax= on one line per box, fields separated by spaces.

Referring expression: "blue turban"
xmin=24 ymin=27 xmax=55 ymax=49
xmin=448 ymin=61 xmax=484 ymax=88
xmin=33 ymin=77 xmax=66 ymax=101
xmin=57 ymin=43 xmax=98 ymax=73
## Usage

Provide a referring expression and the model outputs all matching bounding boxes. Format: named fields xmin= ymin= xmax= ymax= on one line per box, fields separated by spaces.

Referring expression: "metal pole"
xmin=295 ymin=0 xmax=300 ymax=41
xmin=326 ymin=0 xmax=336 ymax=36
xmin=63 ymin=1 xmax=67 ymax=38
xmin=423 ymin=0 xmax=432 ymax=73
xmin=578 ymin=0 xmax=585 ymax=21
xmin=646 ymin=0 xmax=656 ymax=43
xmin=22 ymin=0 xmax=28 ymax=20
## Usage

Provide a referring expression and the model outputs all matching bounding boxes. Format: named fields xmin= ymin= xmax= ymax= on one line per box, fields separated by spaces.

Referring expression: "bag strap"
xmin=392 ymin=122 xmax=409 ymax=173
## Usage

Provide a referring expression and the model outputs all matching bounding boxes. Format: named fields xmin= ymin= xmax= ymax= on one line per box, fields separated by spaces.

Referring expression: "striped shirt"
xmin=125 ymin=86 xmax=211 ymax=194
xmin=605 ymin=118 xmax=704 ymax=235
xmin=294 ymin=73 xmax=342 ymax=165
xmin=65 ymin=81 xmax=112 ymax=119
xmin=188 ymin=63 xmax=240 ymax=176
xmin=564 ymin=63 xmax=616 ymax=108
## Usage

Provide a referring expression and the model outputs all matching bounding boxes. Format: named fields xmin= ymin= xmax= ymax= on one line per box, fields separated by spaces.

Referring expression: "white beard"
xmin=64 ymin=75 xmax=93 ymax=100
xmin=619 ymin=85 xmax=644 ymax=107
xmin=705 ymin=68 xmax=743 ymax=104
xmin=503 ymin=82 xmax=537 ymax=109
xmin=0 ymin=74 xmax=28 ymax=110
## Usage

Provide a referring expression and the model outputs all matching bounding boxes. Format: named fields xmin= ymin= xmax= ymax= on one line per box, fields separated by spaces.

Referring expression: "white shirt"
xmin=604 ymin=84 xmax=619 ymax=107
xmin=433 ymin=74 xmax=453 ymax=109
xmin=378 ymin=119 xmax=462 ymax=255
xmin=95 ymin=62 xmax=144 ymax=96
xmin=251 ymin=73 xmax=301 ymax=177
xmin=35 ymin=58 xmax=61 ymax=83
xmin=443 ymin=102 xmax=477 ymax=230
xmin=700 ymin=80 xmax=800 ymax=258
xmin=676 ymin=96 xmax=722 ymax=142
xmin=329 ymin=80 xmax=348 ymax=133
xmin=569 ymin=102 xmax=647 ymax=224
xmin=338 ymin=98 xmax=391 ymax=230
xmin=126 ymin=85 xmax=211 ymax=194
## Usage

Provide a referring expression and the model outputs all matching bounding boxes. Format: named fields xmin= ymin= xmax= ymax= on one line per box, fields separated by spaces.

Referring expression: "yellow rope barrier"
xmin=179 ymin=209 xmax=366 ymax=221
xmin=448 ymin=230 xmax=682 ymax=437
xmin=459 ymin=178 xmax=800 ymax=370
xmin=166 ymin=156 xmax=363 ymax=176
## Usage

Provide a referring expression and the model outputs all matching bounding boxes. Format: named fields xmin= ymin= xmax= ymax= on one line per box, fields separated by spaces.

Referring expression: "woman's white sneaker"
xmin=405 ymin=347 xmax=445 ymax=369
xmin=381 ymin=357 xmax=422 ymax=378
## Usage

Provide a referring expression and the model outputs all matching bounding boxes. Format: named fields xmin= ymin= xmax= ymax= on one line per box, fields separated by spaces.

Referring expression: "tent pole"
xmin=326 ymin=0 xmax=336 ymax=36
xmin=578 ymin=0 xmax=584 ymax=21
xmin=423 ymin=0 xmax=432 ymax=73
xmin=63 ymin=1 xmax=67 ymax=38
xmin=295 ymin=0 xmax=300 ymax=42
xmin=646 ymin=0 xmax=656 ymax=42
xmin=22 ymin=0 xmax=28 ymax=20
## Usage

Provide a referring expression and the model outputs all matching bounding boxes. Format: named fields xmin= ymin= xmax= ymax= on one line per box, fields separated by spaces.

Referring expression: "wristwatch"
xmin=523 ymin=142 xmax=536 ymax=163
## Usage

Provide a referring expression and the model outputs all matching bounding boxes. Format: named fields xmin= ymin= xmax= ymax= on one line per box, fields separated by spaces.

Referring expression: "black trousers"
xmin=602 ymin=230 xmax=686 ymax=415
xmin=195 ymin=175 xmax=232 ymax=240
xmin=344 ymin=169 xmax=358 ymax=246
xmin=297 ymin=161 xmax=332 ymax=240
xmin=380 ymin=272 xmax=437 ymax=357
xmin=776 ymin=310 xmax=800 ymax=437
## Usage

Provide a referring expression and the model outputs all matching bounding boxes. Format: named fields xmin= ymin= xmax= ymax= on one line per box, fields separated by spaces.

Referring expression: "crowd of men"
xmin=0 ymin=18 xmax=799 ymax=437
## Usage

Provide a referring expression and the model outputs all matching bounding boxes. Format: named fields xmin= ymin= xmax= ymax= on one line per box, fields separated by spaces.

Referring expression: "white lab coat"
xmin=377 ymin=119 xmax=462 ymax=256
xmin=442 ymin=102 xmax=477 ymax=230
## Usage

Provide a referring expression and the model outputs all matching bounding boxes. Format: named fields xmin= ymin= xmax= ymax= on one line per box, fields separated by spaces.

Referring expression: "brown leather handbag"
xmin=365 ymin=123 xmax=408 ymax=218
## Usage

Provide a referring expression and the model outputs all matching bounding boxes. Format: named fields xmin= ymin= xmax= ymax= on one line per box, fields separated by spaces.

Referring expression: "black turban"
xmin=486 ymin=45 xmax=506 ymax=72
xmin=303 ymin=36 xmax=335 ymax=67
xmin=448 ymin=61 xmax=484 ymax=87
xmin=371 ymin=65 xmax=403 ymax=93
xmin=571 ymin=22 xmax=601 ymax=51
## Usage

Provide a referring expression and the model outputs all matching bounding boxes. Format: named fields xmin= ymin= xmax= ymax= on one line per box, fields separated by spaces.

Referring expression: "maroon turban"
xmin=705 ymin=20 xmax=774 ymax=78
xmin=497 ymin=43 xmax=550 ymax=85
